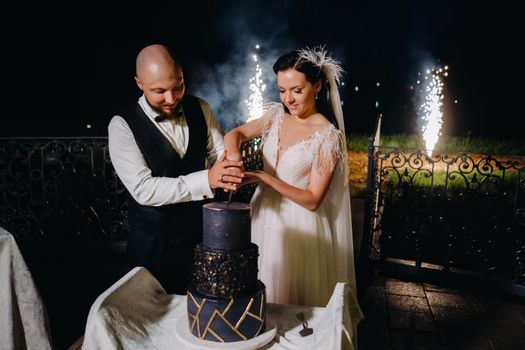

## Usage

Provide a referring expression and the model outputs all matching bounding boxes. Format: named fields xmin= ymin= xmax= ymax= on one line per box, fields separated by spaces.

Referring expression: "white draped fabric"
xmin=0 ymin=227 xmax=52 ymax=350
xmin=81 ymin=267 xmax=363 ymax=350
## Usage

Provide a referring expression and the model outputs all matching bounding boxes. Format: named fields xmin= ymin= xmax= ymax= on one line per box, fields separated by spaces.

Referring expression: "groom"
xmin=108 ymin=44 xmax=244 ymax=294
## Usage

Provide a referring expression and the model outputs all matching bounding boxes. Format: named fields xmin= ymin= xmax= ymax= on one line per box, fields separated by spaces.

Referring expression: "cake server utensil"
xmin=296 ymin=312 xmax=313 ymax=336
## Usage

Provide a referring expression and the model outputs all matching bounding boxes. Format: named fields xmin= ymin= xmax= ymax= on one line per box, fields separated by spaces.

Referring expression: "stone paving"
xmin=357 ymin=273 xmax=525 ymax=350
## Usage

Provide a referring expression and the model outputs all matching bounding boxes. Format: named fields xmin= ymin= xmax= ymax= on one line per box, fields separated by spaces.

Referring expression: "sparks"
xmin=418 ymin=65 xmax=448 ymax=157
xmin=245 ymin=49 xmax=266 ymax=122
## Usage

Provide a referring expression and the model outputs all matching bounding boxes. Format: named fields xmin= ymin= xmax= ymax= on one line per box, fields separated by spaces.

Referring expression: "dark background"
xmin=4 ymin=0 xmax=524 ymax=141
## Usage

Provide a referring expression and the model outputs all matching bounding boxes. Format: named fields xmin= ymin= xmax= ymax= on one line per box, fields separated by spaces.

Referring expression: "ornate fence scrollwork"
xmin=0 ymin=137 xmax=263 ymax=247
xmin=365 ymin=142 xmax=525 ymax=286
xmin=0 ymin=138 xmax=128 ymax=244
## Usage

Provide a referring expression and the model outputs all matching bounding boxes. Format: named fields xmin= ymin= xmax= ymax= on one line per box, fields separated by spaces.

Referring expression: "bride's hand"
xmin=243 ymin=170 xmax=269 ymax=186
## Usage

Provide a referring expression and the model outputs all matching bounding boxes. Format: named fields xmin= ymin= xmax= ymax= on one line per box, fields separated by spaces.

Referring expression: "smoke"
xmin=187 ymin=1 xmax=297 ymax=131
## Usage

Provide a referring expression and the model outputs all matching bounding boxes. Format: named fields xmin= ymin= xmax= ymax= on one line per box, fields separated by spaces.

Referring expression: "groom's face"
xmin=136 ymin=66 xmax=185 ymax=117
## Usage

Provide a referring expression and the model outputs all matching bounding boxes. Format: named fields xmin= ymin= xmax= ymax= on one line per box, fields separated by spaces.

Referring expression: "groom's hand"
xmin=208 ymin=152 xmax=244 ymax=191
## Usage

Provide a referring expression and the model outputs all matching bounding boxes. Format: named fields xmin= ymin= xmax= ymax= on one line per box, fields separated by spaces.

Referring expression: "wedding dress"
xmin=251 ymin=103 xmax=355 ymax=307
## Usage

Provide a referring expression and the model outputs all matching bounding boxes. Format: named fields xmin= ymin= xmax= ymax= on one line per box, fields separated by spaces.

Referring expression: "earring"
xmin=315 ymin=94 xmax=318 ymax=100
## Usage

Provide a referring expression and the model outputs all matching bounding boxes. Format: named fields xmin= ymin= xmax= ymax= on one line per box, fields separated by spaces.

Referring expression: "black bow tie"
xmin=154 ymin=107 xmax=184 ymax=122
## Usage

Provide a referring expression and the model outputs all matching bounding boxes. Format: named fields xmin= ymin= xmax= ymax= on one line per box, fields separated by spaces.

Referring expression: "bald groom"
xmin=108 ymin=44 xmax=243 ymax=294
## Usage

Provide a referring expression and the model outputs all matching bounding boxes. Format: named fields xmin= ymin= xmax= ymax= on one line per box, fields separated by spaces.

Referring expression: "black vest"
xmin=122 ymin=95 xmax=208 ymax=244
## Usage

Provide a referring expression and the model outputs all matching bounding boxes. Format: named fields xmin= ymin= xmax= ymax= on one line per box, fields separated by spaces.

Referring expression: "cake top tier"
xmin=202 ymin=201 xmax=251 ymax=251
xmin=203 ymin=202 xmax=251 ymax=211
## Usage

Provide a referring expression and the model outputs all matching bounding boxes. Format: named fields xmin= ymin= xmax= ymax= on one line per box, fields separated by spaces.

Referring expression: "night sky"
xmin=5 ymin=0 xmax=524 ymax=141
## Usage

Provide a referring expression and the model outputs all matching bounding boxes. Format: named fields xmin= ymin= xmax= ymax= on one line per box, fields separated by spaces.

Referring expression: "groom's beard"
xmin=158 ymin=109 xmax=178 ymax=118
xmin=150 ymin=102 xmax=183 ymax=119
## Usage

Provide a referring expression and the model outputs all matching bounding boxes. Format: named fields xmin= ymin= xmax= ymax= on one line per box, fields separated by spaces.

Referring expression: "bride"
xmin=224 ymin=47 xmax=356 ymax=307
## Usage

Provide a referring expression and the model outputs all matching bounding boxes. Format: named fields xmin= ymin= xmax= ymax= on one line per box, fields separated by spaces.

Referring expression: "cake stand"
xmin=175 ymin=315 xmax=277 ymax=349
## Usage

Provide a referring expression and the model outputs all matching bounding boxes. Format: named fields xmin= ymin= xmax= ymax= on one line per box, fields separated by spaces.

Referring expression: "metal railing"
xmin=0 ymin=138 xmax=127 ymax=246
xmin=0 ymin=137 xmax=262 ymax=248
xmin=362 ymin=119 xmax=525 ymax=294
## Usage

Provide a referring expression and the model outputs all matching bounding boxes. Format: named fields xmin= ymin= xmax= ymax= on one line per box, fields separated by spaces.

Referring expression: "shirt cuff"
xmin=180 ymin=169 xmax=214 ymax=201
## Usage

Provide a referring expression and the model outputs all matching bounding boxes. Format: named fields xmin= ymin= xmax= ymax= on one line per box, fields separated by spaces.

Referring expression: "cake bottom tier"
xmin=187 ymin=280 xmax=266 ymax=342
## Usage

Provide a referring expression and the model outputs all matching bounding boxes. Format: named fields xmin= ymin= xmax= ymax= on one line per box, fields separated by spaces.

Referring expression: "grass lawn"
xmin=347 ymin=134 xmax=525 ymax=156
xmin=346 ymin=134 xmax=525 ymax=198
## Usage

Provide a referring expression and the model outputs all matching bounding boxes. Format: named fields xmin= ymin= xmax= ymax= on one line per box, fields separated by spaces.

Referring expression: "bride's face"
xmin=277 ymin=69 xmax=320 ymax=118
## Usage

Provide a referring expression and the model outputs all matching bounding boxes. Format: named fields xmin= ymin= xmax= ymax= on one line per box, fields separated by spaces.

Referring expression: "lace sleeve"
xmin=259 ymin=102 xmax=284 ymax=146
xmin=314 ymin=126 xmax=345 ymax=175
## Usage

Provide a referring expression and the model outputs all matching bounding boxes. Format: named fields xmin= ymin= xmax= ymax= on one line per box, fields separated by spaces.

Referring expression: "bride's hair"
xmin=272 ymin=50 xmax=339 ymax=129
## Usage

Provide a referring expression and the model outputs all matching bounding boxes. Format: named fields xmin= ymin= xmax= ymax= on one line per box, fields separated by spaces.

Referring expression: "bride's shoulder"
xmin=256 ymin=103 xmax=285 ymax=127
xmin=262 ymin=102 xmax=285 ymax=117
xmin=320 ymin=124 xmax=344 ymax=149
xmin=320 ymin=122 xmax=341 ymax=137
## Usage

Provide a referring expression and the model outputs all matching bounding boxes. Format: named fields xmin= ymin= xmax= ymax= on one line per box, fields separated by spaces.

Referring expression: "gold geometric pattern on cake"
xmin=187 ymin=291 xmax=266 ymax=342
xmin=187 ymin=293 xmax=206 ymax=338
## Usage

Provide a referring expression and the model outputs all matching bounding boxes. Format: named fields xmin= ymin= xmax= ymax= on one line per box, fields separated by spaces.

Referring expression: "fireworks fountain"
xmin=245 ymin=45 xmax=266 ymax=122
xmin=416 ymin=65 xmax=448 ymax=157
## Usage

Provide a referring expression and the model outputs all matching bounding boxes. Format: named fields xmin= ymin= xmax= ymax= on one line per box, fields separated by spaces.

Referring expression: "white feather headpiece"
xmin=297 ymin=45 xmax=344 ymax=85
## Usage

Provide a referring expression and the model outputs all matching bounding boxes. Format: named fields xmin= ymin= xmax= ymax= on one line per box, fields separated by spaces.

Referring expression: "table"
xmin=81 ymin=267 xmax=363 ymax=350
xmin=0 ymin=227 xmax=52 ymax=350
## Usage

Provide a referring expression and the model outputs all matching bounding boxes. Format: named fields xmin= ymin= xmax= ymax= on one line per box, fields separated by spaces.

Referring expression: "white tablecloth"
xmin=82 ymin=267 xmax=363 ymax=350
xmin=0 ymin=227 xmax=52 ymax=350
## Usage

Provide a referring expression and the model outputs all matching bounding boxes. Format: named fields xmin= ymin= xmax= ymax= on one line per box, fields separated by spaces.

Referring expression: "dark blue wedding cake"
xmin=186 ymin=202 xmax=266 ymax=342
